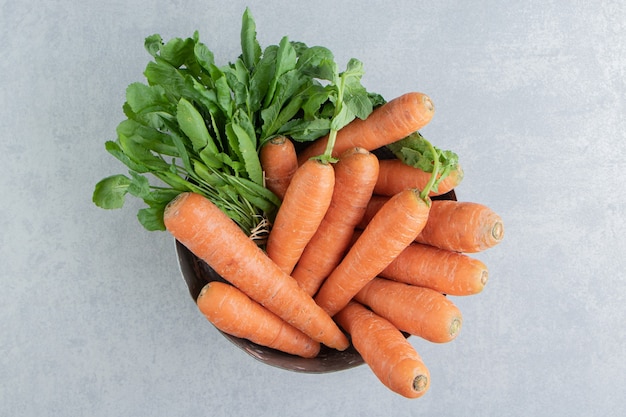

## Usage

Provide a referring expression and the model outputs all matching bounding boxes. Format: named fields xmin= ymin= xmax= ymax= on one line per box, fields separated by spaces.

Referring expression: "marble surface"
xmin=2 ymin=0 xmax=625 ymax=415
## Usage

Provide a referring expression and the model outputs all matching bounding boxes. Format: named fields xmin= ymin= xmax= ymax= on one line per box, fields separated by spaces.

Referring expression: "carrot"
xmin=380 ymin=242 xmax=489 ymax=296
xmin=164 ymin=192 xmax=349 ymax=351
xmin=374 ymin=159 xmax=463 ymax=197
xmin=416 ymin=200 xmax=504 ymax=253
xmin=264 ymin=158 xmax=335 ymax=275
xmin=314 ymin=188 xmax=431 ymax=317
xmin=297 ymin=92 xmax=435 ymax=163
xmin=356 ymin=194 xmax=391 ymax=229
xmin=259 ymin=135 xmax=298 ymax=201
xmin=355 ymin=278 xmax=463 ymax=343
xmin=291 ymin=147 xmax=380 ymax=296
xmin=197 ymin=281 xmax=320 ymax=358
xmin=334 ymin=301 xmax=431 ymax=399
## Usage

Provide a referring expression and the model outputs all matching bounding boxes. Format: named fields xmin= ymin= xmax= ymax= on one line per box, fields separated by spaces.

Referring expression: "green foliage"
xmin=93 ymin=7 xmax=379 ymax=234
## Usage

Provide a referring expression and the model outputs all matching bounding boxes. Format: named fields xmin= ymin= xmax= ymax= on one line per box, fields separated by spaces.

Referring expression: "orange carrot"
xmin=291 ymin=147 xmax=379 ymax=296
xmin=259 ymin=135 xmax=298 ymax=201
xmin=334 ymin=301 xmax=431 ymax=399
xmin=355 ymin=278 xmax=463 ymax=343
xmin=297 ymin=92 xmax=435 ymax=163
xmin=314 ymin=188 xmax=431 ymax=317
xmin=356 ymin=194 xmax=391 ymax=229
xmin=265 ymin=158 xmax=335 ymax=275
xmin=164 ymin=192 xmax=349 ymax=351
xmin=197 ymin=281 xmax=320 ymax=358
xmin=374 ymin=159 xmax=463 ymax=197
xmin=416 ymin=200 xmax=504 ymax=253
xmin=380 ymin=242 xmax=489 ymax=296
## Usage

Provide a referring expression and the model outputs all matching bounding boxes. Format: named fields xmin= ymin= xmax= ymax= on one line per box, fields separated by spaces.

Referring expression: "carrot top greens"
xmin=92 ymin=8 xmax=379 ymax=233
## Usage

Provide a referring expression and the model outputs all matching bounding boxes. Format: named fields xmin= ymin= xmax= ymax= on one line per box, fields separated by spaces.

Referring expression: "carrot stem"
xmin=419 ymin=138 xmax=441 ymax=201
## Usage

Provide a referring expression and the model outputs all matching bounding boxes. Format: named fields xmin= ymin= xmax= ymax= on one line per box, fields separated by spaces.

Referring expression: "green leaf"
xmin=176 ymin=97 xmax=216 ymax=153
xmin=92 ymin=174 xmax=131 ymax=209
xmin=116 ymin=119 xmax=178 ymax=156
xmin=137 ymin=206 xmax=166 ymax=231
xmin=105 ymin=140 xmax=151 ymax=174
xmin=278 ymin=117 xmax=331 ymax=141
xmin=144 ymin=34 xmax=163 ymax=58
xmin=240 ymin=8 xmax=262 ymax=70
xmin=264 ymin=36 xmax=297 ymax=107
xmin=193 ymin=41 xmax=215 ymax=73
xmin=118 ymin=133 xmax=170 ymax=172
xmin=296 ymin=45 xmax=337 ymax=81
xmin=228 ymin=111 xmax=263 ymax=185
xmin=127 ymin=171 xmax=152 ymax=199
xmin=249 ymin=45 xmax=277 ymax=112
xmin=159 ymin=36 xmax=195 ymax=68
xmin=125 ymin=83 xmax=172 ymax=115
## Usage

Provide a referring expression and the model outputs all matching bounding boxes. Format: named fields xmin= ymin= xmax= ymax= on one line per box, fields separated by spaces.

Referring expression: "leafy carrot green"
xmin=92 ymin=8 xmax=379 ymax=237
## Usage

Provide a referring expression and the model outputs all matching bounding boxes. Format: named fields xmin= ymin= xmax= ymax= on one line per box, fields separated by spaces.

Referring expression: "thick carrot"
xmin=355 ymin=278 xmax=463 ymax=343
xmin=356 ymin=194 xmax=391 ymax=230
xmin=265 ymin=158 xmax=335 ymax=275
xmin=380 ymin=242 xmax=489 ymax=296
xmin=334 ymin=301 xmax=431 ymax=399
xmin=291 ymin=147 xmax=380 ymax=296
xmin=197 ymin=281 xmax=320 ymax=358
xmin=259 ymin=135 xmax=298 ymax=201
xmin=164 ymin=192 xmax=349 ymax=351
xmin=348 ymin=229 xmax=488 ymax=296
xmin=416 ymin=200 xmax=504 ymax=253
xmin=374 ymin=159 xmax=463 ymax=197
xmin=314 ymin=188 xmax=431 ymax=317
xmin=297 ymin=92 xmax=435 ymax=163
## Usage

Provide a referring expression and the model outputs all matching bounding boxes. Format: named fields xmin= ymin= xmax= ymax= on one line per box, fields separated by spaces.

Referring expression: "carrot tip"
xmin=413 ymin=374 xmax=429 ymax=392
xmin=449 ymin=317 xmax=462 ymax=338
xmin=480 ymin=270 xmax=489 ymax=287
xmin=492 ymin=221 xmax=505 ymax=241
xmin=422 ymin=95 xmax=435 ymax=113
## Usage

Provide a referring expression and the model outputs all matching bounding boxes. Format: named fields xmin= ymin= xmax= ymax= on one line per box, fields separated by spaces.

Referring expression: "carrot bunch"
xmin=161 ymin=90 xmax=504 ymax=399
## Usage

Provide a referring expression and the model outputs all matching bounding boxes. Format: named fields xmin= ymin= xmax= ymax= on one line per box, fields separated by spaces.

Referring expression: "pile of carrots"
xmin=164 ymin=92 xmax=504 ymax=399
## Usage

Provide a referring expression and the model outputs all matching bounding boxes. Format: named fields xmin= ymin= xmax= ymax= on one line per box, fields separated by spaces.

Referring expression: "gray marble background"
xmin=2 ymin=0 xmax=625 ymax=415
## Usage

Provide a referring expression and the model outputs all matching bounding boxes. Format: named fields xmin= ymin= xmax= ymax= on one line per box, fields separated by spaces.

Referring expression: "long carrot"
xmin=314 ymin=188 xmax=431 ymax=317
xmin=355 ymin=277 xmax=463 ymax=343
xmin=380 ymin=242 xmax=489 ymax=296
xmin=164 ymin=192 xmax=349 ymax=351
xmin=196 ymin=281 xmax=320 ymax=358
xmin=374 ymin=159 xmax=463 ymax=197
xmin=265 ymin=158 xmax=335 ymax=275
xmin=297 ymin=92 xmax=435 ymax=163
xmin=334 ymin=301 xmax=431 ymax=399
xmin=291 ymin=147 xmax=379 ymax=296
xmin=259 ymin=135 xmax=298 ymax=201
xmin=356 ymin=194 xmax=391 ymax=230
xmin=416 ymin=200 xmax=504 ymax=253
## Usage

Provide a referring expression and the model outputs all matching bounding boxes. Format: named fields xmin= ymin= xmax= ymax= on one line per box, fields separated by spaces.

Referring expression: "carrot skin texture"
xmin=265 ymin=159 xmax=335 ymax=275
xmin=314 ymin=188 xmax=431 ymax=317
xmin=197 ymin=282 xmax=320 ymax=358
xmin=416 ymin=200 xmax=505 ymax=253
xmin=380 ymin=242 xmax=489 ymax=296
xmin=298 ymin=92 xmax=435 ymax=163
xmin=291 ymin=148 xmax=380 ymax=296
xmin=355 ymin=278 xmax=463 ymax=343
xmin=374 ymin=159 xmax=463 ymax=197
xmin=335 ymin=301 xmax=431 ymax=399
xmin=260 ymin=135 xmax=298 ymax=201
xmin=164 ymin=192 xmax=349 ymax=351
